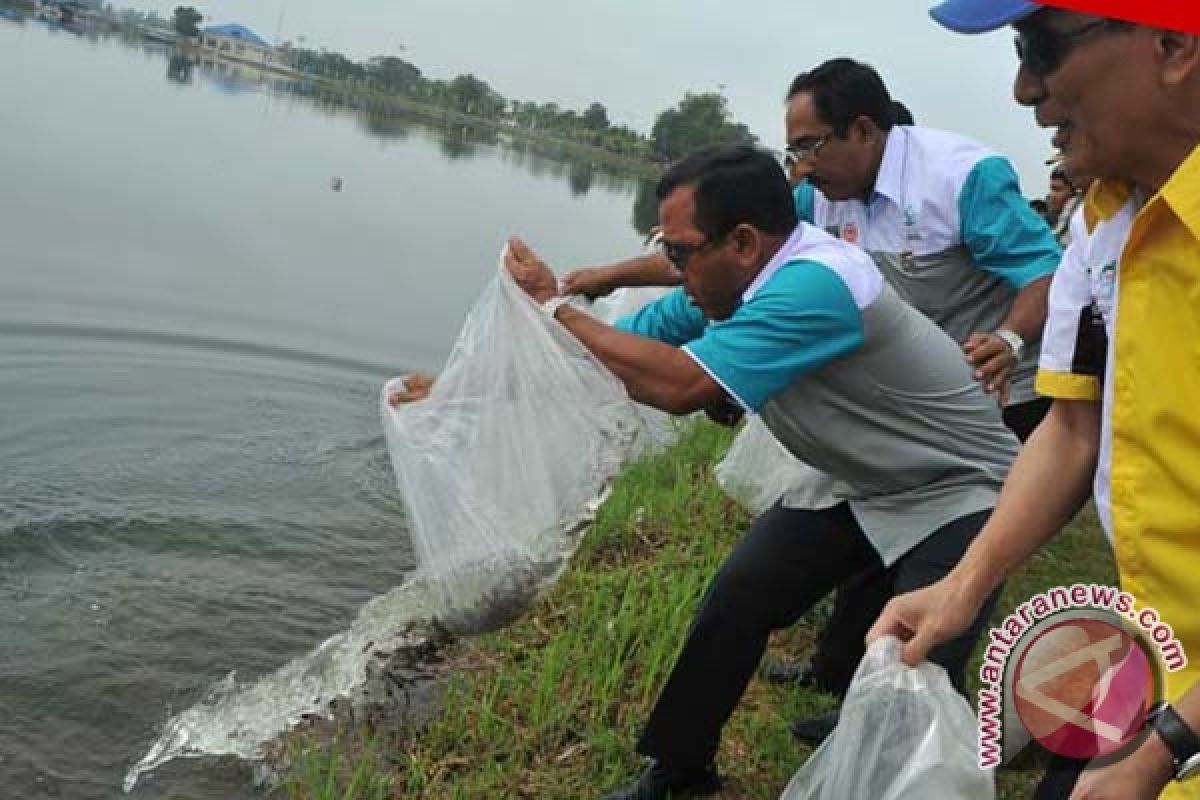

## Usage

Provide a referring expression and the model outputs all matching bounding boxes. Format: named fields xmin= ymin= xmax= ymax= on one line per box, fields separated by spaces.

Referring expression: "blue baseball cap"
xmin=929 ymin=0 xmax=1043 ymax=33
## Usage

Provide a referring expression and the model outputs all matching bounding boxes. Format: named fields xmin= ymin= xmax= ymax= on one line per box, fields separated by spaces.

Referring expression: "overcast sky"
xmin=133 ymin=0 xmax=1058 ymax=192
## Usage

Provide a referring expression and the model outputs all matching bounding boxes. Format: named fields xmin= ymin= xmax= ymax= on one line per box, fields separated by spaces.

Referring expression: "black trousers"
xmin=636 ymin=503 xmax=1000 ymax=769
xmin=805 ymin=395 xmax=1052 ymax=696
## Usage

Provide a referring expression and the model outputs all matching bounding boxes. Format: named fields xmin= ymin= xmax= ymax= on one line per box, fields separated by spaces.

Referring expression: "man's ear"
xmin=731 ymin=224 xmax=759 ymax=260
xmin=1156 ymin=30 xmax=1200 ymax=87
xmin=854 ymin=115 xmax=883 ymax=144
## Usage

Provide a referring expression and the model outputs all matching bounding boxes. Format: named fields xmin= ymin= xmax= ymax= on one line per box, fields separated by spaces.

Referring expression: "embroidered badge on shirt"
xmin=1091 ymin=260 xmax=1117 ymax=325
xmin=903 ymin=206 xmax=922 ymax=244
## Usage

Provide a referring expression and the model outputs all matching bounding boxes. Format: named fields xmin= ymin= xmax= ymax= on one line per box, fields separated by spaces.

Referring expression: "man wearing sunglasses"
xmin=563 ymin=58 xmax=1062 ymax=745
xmin=868 ymin=3 xmax=1200 ymax=800
xmin=507 ymin=144 xmax=1020 ymax=800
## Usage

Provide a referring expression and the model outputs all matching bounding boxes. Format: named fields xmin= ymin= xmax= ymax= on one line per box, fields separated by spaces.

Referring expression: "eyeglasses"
xmin=657 ymin=233 xmax=725 ymax=272
xmin=785 ymin=134 xmax=830 ymax=163
xmin=1014 ymin=19 xmax=1121 ymax=78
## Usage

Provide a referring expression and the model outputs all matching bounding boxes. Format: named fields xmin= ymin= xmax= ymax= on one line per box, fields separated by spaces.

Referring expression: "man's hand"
xmin=703 ymin=396 xmax=744 ymax=427
xmin=866 ymin=574 xmax=989 ymax=667
xmin=1068 ymin=737 xmax=1174 ymax=800
xmin=561 ymin=266 xmax=617 ymax=299
xmin=388 ymin=372 xmax=436 ymax=407
xmin=504 ymin=237 xmax=559 ymax=305
xmin=963 ymin=332 xmax=1017 ymax=406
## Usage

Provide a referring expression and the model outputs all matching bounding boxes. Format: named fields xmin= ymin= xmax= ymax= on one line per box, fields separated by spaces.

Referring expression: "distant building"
xmin=197 ymin=23 xmax=298 ymax=76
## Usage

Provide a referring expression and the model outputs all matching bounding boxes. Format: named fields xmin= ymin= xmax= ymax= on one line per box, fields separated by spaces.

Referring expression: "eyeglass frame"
xmin=657 ymin=229 xmax=733 ymax=273
xmin=785 ymin=133 xmax=831 ymax=164
xmin=1014 ymin=18 xmax=1126 ymax=78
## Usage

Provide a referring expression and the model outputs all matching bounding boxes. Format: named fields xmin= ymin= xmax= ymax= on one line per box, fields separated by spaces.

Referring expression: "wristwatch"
xmin=1149 ymin=702 xmax=1200 ymax=782
xmin=993 ymin=328 xmax=1026 ymax=361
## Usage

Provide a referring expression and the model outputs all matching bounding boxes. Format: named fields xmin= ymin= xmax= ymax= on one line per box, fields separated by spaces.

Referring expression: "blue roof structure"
xmin=202 ymin=23 xmax=270 ymax=48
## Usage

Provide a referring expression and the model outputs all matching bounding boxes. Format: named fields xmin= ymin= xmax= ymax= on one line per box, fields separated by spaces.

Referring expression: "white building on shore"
xmin=198 ymin=23 xmax=295 ymax=75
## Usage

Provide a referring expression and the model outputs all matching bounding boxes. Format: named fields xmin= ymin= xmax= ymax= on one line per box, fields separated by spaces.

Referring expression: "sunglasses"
xmin=1014 ymin=19 xmax=1121 ymax=77
xmin=657 ymin=233 xmax=727 ymax=272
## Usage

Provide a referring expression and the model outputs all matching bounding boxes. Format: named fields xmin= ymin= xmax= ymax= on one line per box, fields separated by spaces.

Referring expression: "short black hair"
xmin=787 ymin=58 xmax=895 ymax=137
xmin=656 ymin=145 xmax=797 ymax=239
xmin=1029 ymin=198 xmax=1049 ymax=214
xmin=891 ymin=100 xmax=915 ymax=126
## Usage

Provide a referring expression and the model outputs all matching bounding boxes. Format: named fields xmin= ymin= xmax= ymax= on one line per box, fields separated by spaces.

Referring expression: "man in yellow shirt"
xmin=868 ymin=3 xmax=1200 ymax=799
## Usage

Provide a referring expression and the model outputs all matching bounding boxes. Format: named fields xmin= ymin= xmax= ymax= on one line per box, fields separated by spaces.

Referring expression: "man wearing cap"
xmin=868 ymin=3 xmax=1200 ymax=799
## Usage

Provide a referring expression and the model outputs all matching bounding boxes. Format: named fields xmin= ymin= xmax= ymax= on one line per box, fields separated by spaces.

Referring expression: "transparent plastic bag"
xmin=714 ymin=416 xmax=838 ymax=514
xmin=591 ymin=285 xmax=682 ymax=452
xmin=381 ymin=257 xmax=644 ymax=635
xmin=781 ymin=637 xmax=994 ymax=800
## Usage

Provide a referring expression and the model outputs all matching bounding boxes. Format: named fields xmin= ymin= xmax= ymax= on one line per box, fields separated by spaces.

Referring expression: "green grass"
xmin=276 ymin=420 xmax=1115 ymax=799
xmin=278 ymin=735 xmax=394 ymax=800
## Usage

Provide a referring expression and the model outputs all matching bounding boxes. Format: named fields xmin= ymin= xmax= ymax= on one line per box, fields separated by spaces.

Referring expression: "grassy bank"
xmin=276 ymin=421 xmax=1115 ymax=799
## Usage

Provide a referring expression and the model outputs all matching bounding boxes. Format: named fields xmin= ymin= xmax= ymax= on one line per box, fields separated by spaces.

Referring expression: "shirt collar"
xmin=742 ymin=224 xmax=806 ymax=303
xmin=1084 ymin=178 xmax=1136 ymax=232
xmin=871 ymin=126 xmax=908 ymax=207
xmin=1084 ymin=141 xmax=1200 ymax=241
xmin=1160 ymin=141 xmax=1200 ymax=242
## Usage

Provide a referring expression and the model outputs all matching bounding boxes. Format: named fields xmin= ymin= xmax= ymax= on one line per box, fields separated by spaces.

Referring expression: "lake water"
xmin=0 ymin=17 xmax=648 ymax=799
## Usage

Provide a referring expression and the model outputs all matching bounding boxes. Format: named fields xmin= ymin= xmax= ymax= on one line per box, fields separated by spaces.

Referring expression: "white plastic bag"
xmin=780 ymin=637 xmax=994 ymax=800
xmin=591 ymin=285 xmax=683 ymax=452
xmin=714 ymin=416 xmax=838 ymax=514
xmin=381 ymin=257 xmax=645 ymax=635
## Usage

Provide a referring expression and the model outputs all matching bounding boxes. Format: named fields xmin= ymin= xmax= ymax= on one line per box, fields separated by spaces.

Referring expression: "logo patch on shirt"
xmin=903 ymin=205 xmax=922 ymax=244
xmin=1090 ymin=260 xmax=1117 ymax=324
xmin=841 ymin=222 xmax=859 ymax=244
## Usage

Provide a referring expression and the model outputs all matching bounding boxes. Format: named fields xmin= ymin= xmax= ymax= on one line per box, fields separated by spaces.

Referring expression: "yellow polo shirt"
xmin=1037 ymin=143 xmax=1200 ymax=795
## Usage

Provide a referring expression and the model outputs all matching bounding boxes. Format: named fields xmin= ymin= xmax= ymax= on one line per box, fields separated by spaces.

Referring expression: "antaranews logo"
xmin=976 ymin=584 xmax=1187 ymax=768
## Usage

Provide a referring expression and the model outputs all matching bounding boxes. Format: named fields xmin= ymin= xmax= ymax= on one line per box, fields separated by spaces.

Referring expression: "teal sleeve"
xmin=615 ymin=287 xmax=707 ymax=346
xmin=959 ymin=156 xmax=1061 ymax=289
xmin=793 ymin=180 xmax=816 ymax=225
xmin=683 ymin=260 xmax=863 ymax=412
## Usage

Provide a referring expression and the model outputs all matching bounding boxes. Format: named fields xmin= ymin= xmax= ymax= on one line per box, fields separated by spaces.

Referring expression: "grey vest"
xmin=870 ymin=247 xmax=1041 ymax=406
xmin=761 ymin=283 xmax=1020 ymax=565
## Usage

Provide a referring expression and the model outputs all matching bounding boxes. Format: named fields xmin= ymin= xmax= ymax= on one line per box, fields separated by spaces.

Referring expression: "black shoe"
xmin=790 ymin=709 xmax=840 ymax=746
xmin=761 ymin=658 xmax=820 ymax=688
xmin=600 ymin=760 xmax=721 ymax=800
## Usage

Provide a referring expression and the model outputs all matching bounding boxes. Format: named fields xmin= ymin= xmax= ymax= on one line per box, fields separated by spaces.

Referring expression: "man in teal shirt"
xmin=506 ymin=145 xmax=1018 ymax=799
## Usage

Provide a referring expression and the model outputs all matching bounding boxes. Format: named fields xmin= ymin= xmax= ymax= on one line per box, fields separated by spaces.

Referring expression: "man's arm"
xmin=1069 ymin=681 xmax=1200 ymax=799
xmin=962 ymin=275 xmax=1051 ymax=399
xmin=553 ymin=305 xmax=725 ymax=414
xmin=959 ymin=156 xmax=1062 ymax=400
xmin=560 ymin=252 xmax=682 ymax=298
xmin=508 ymin=238 xmax=865 ymax=419
xmin=867 ymin=397 xmax=1101 ymax=665
xmin=505 ymin=239 xmax=725 ymax=415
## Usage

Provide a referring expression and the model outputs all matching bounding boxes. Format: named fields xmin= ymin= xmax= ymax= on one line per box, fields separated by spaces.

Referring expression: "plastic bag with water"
xmin=125 ymin=258 xmax=655 ymax=790
xmin=381 ymin=259 xmax=647 ymax=635
xmin=780 ymin=636 xmax=994 ymax=800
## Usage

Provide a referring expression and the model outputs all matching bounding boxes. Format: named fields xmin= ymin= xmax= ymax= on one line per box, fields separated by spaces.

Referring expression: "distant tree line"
xmin=276 ymin=45 xmax=757 ymax=163
xmin=71 ymin=2 xmax=757 ymax=165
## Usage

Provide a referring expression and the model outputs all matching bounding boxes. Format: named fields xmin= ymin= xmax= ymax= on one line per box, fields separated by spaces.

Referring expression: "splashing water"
xmin=123 ymin=490 xmax=610 ymax=793
xmin=123 ymin=576 xmax=438 ymax=793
